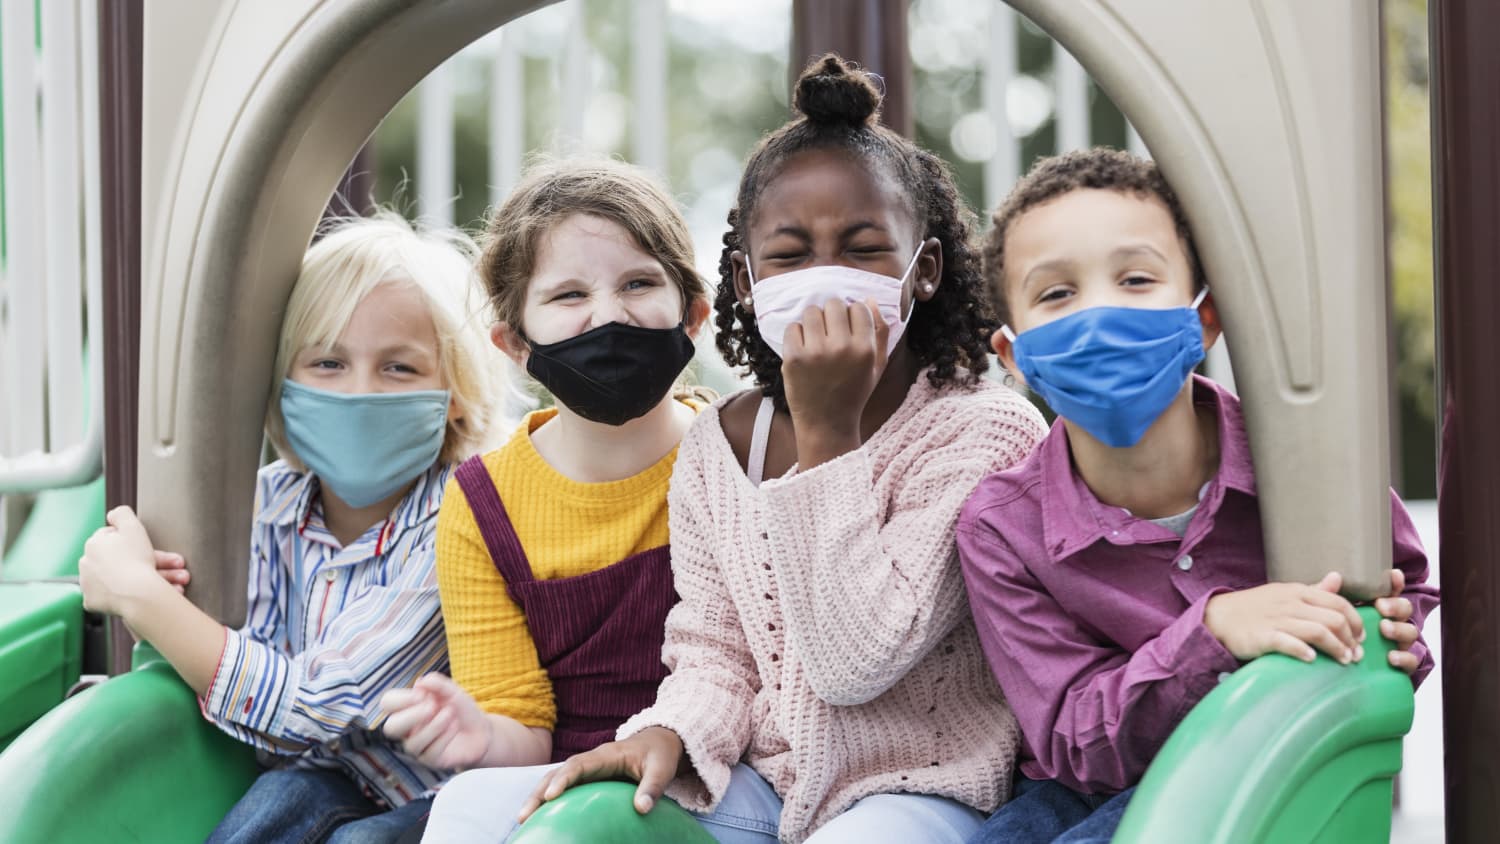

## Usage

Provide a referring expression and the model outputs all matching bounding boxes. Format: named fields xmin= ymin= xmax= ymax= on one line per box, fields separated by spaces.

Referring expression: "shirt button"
xmin=324 ymin=570 xmax=337 ymax=582
xmin=1176 ymin=555 xmax=1193 ymax=571
xmin=1218 ymin=671 xmax=1232 ymax=683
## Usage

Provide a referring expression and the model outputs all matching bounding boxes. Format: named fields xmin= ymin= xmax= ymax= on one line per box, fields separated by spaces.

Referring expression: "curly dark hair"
xmin=981 ymin=147 xmax=1205 ymax=327
xmin=713 ymin=54 xmax=995 ymax=410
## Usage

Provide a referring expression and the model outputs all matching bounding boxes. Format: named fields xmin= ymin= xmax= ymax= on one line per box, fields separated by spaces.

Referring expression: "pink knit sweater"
xmin=618 ymin=372 xmax=1047 ymax=842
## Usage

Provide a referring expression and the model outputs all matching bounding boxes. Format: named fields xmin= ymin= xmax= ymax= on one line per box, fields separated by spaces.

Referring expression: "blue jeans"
xmin=967 ymin=778 xmax=1135 ymax=844
xmin=207 ymin=767 xmax=433 ymax=844
xmin=424 ymin=762 xmax=983 ymax=843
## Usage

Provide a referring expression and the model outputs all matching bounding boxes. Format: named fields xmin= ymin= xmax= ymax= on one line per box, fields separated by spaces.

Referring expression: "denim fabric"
xmin=966 ymin=777 xmax=1134 ymax=844
xmin=423 ymin=762 xmax=983 ymax=844
xmin=207 ymin=767 xmax=432 ymax=844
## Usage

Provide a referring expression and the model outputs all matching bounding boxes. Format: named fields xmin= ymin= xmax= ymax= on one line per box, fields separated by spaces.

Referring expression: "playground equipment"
xmin=2 ymin=0 xmax=1492 ymax=840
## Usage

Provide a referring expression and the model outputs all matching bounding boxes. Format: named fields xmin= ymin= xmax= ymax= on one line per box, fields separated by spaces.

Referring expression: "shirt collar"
xmin=257 ymin=462 xmax=452 ymax=555
xmin=1038 ymin=374 xmax=1256 ymax=561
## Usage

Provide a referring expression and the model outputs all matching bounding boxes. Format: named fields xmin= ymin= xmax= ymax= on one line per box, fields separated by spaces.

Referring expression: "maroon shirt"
xmin=956 ymin=375 xmax=1438 ymax=794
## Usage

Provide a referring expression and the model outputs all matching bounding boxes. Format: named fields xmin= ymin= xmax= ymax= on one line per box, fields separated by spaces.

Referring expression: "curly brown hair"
xmin=982 ymin=147 xmax=1205 ymax=327
xmin=713 ymin=54 xmax=995 ymax=410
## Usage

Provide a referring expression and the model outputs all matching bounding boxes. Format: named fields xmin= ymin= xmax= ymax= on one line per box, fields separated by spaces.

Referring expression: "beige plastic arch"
xmin=139 ymin=0 xmax=1390 ymax=627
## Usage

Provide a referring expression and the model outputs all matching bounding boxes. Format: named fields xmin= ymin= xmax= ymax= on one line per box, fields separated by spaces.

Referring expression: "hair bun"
xmin=793 ymin=54 xmax=881 ymax=128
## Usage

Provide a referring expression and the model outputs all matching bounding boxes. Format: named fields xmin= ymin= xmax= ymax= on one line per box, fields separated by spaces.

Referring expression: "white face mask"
xmin=747 ymin=243 xmax=927 ymax=359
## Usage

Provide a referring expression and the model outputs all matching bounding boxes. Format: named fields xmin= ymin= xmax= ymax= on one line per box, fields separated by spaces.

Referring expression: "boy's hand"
xmin=154 ymin=551 xmax=191 ymax=594
xmin=79 ymin=506 xmax=170 ymax=617
xmin=382 ymin=673 xmax=494 ymax=771
xmin=518 ymin=726 xmax=684 ymax=821
xmin=1375 ymin=568 xmax=1421 ymax=675
xmin=1205 ymin=572 xmax=1366 ymax=664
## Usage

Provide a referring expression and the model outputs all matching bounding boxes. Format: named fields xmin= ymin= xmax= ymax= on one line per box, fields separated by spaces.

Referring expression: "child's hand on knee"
xmin=381 ymin=673 xmax=494 ymax=771
xmin=1205 ymin=572 xmax=1366 ymax=665
xmin=518 ymin=726 xmax=684 ymax=822
xmin=1374 ymin=568 xmax=1421 ymax=674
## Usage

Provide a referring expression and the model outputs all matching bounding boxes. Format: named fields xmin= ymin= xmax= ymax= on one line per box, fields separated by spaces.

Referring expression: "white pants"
xmin=422 ymin=762 xmax=984 ymax=843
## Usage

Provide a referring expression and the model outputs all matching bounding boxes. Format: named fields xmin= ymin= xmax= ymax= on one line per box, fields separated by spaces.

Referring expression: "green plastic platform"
xmin=511 ymin=781 xmax=715 ymax=843
xmin=1115 ymin=606 xmax=1411 ymax=843
xmin=0 ymin=654 xmax=258 ymax=843
xmin=1 ymin=476 xmax=105 ymax=581
xmin=0 ymin=582 xmax=83 ymax=749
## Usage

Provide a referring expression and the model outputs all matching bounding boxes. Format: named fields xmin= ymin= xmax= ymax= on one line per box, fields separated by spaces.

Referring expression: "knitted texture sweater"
xmin=618 ymin=372 xmax=1047 ymax=842
xmin=435 ymin=407 xmax=679 ymax=730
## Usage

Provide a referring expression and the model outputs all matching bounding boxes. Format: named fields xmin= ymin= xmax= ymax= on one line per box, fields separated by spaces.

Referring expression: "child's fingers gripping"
xmin=1300 ymin=587 xmax=1365 ymax=643
xmin=153 ymin=550 xmax=187 ymax=570
xmin=1376 ymin=595 xmax=1414 ymax=624
xmin=1380 ymin=619 xmax=1420 ymax=650
xmin=518 ymin=745 xmax=631 ymax=822
xmin=632 ymin=744 xmax=679 ymax=814
xmin=105 ymin=505 xmax=152 ymax=545
xmin=1283 ymin=618 xmax=1355 ymax=664
xmin=1293 ymin=601 xmax=1362 ymax=654
xmin=1387 ymin=567 xmax=1407 ymax=597
xmin=1265 ymin=629 xmax=1318 ymax=663
xmin=1388 ymin=648 xmax=1421 ymax=675
xmin=866 ymin=297 xmax=890 ymax=363
xmin=1313 ymin=571 xmax=1343 ymax=594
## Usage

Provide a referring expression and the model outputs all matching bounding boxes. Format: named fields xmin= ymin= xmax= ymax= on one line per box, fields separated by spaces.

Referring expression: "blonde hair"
xmin=479 ymin=157 xmax=714 ymax=404
xmin=266 ymin=211 xmax=504 ymax=470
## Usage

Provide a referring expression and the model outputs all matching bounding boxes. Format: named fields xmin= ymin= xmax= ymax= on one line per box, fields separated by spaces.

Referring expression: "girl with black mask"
xmin=381 ymin=159 xmax=711 ymax=814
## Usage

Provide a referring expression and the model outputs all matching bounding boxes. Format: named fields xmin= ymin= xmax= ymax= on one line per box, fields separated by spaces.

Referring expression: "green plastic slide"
xmin=1114 ymin=606 xmax=1410 ymax=843
xmin=0 ymin=653 xmax=257 ymax=844
xmin=1 ymin=475 xmax=106 ymax=580
xmin=0 ymin=582 xmax=83 ymax=749
xmin=511 ymin=781 xmax=714 ymax=843
xmin=0 ymin=477 xmax=105 ymax=747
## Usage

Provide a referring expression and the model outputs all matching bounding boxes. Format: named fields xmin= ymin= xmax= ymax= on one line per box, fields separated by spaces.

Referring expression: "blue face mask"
xmin=279 ymin=379 xmax=450 ymax=508
xmin=1003 ymin=288 xmax=1209 ymax=448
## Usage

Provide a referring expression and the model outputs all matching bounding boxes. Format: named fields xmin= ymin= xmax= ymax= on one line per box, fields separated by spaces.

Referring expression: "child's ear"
xmin=684 ymin=297 xmax=712 ymax=340
xmin=730 ymin=250 xmax=752 ymax=307
xmin=912 ymin=237 xmax=944 ymax=303
xmin=990 ymin=327 xmax=1026 ymax=386
xmin=1198 ymin=291 xmax=1223 ymax=350
xmin=491 ymin=322 xmax=528 ymax=367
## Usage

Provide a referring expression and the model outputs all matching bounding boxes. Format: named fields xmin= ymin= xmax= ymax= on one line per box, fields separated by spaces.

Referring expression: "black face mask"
xmin=525 ymin=322 xmax=696 ymax=426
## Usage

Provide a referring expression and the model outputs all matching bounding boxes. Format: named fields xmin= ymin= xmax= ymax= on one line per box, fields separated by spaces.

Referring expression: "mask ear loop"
xmin=1000 ymin=324 xmax=1018 ymax=343
xmin=897 ymin=242 xmax=926 ymax=286
xmin=1190 ymin=285 xmax=1210 ymax=310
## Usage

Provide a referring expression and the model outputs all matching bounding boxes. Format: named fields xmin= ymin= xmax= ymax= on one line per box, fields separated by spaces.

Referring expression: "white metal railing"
xmin=0 ymin=0 xmax=106 ymax=495
xmin=407 ymin=1 xmax=1234 ymax=385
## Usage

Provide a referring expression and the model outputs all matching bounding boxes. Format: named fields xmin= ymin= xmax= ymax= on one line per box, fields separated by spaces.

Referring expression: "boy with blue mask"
xmin=954 ymin=148 xmax=1439 ymax=844
xmin=78 ymin=212 xmax=505 ymax=844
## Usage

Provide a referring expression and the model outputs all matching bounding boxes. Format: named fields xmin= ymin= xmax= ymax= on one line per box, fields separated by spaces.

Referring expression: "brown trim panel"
xmin=98 ymin=0 xmax=144 ymax=675
xmin=790 ymin=0 xmax=912 ymax=137
xmin=1431 ymin=0 xmax=1500 ymax=837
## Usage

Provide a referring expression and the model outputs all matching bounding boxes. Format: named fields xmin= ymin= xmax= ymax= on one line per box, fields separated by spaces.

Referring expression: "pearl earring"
xmin=920 ymin=283 xmax=934 ymax=294
xmin=742 ymin=295 xmax=754 ymax=308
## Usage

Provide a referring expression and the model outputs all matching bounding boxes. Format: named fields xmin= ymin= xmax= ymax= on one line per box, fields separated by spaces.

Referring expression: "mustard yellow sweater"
xmin=435 ymin=408 xmax=681 ymax=729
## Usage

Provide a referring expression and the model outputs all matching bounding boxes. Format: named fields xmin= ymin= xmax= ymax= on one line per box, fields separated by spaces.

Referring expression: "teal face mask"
xmin=279 ymin=379 xmax=449 ymax=508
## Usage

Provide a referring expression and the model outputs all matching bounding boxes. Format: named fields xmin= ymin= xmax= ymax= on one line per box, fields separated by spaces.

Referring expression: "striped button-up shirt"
xmin=201 ymin=460 xmax=453 ymax=807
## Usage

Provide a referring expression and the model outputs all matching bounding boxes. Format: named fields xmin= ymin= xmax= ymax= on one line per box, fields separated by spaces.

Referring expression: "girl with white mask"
xmin=503 ymin=55 xmax=1048 ymax=844
xmin=78 ymin=212 xmax=505 ymax=843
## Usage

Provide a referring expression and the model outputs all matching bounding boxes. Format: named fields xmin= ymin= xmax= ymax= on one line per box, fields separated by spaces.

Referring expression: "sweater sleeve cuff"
xmin=203 ymin=629 xmax=294 ymax=737
xmin=617 ymin=703 xmax=732 ymax=813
